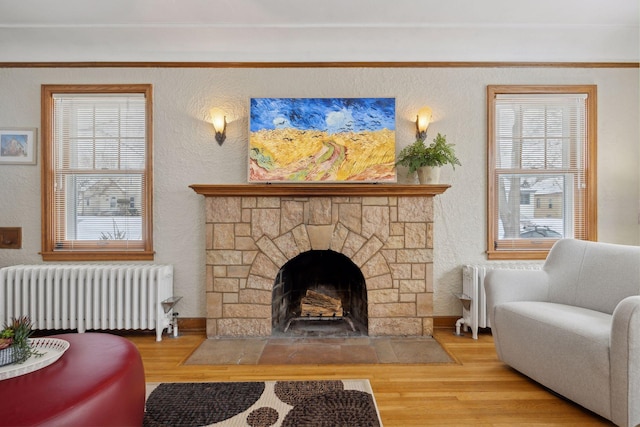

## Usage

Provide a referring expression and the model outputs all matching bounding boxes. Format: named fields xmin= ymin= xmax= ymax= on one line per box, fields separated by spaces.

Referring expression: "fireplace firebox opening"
xmin=272 ymin=250 xmax=368 ymax=337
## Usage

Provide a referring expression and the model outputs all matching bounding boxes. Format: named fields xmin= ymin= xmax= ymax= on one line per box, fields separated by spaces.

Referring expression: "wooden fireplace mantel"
xmin=190 ymin=183 xmax=450 ymax=197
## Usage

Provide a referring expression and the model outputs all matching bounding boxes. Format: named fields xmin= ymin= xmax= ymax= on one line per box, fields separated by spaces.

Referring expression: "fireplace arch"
xmin=272 ymin=249 xmax=368 ymax=336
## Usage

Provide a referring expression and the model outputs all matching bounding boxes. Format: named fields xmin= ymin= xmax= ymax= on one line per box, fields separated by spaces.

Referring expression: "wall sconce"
xmin=210 ymin=108 xmax=227 ymax=145
xmin=415 ymin=106 xmax=432 ymax=140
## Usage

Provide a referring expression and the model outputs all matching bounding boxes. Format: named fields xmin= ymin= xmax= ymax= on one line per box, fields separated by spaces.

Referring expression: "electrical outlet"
xmin=0 ymin=227 xmax=22 ymax=249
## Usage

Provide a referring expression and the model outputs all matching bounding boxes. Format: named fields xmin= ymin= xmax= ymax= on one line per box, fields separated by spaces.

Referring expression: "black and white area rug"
xmin=144 ymin=379 xmax=382 ymax=427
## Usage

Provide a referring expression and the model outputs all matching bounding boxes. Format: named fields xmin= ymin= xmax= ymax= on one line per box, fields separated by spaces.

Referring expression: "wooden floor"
xmin=128 ymin=328 xmax=613 ymax=426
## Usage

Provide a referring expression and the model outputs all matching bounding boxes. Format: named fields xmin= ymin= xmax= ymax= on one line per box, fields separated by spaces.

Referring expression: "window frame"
xmin=486 ymin=85 xmax=597 ymax=260
xmin=41 ymin=84 xmax=154 ymax=261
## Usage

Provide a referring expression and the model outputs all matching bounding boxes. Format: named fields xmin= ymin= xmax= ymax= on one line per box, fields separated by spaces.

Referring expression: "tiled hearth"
xmin=191 ymin=184 xmax=449 ymax=339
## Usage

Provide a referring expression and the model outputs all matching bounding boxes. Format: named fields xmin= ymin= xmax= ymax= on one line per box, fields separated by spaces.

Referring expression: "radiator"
xmin=457 ymin=264 xmax=541 ymax=339
xmin=0 ymin=264 xmax=175 ymax=341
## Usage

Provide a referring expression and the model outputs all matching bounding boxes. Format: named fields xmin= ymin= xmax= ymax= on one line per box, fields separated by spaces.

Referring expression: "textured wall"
xmin=0 ymin=67 xmax=638 ymax=320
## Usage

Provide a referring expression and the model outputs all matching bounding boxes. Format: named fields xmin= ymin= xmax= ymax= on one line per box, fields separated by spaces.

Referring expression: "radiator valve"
xmin=161 ymin=296 xmax=182 ymax=339
xmin=172 ymin=312 xmax=179 ymax=338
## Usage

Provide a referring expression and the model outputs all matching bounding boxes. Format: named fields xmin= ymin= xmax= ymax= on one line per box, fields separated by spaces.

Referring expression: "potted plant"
xmin=0 ymin=316 xmax=38 ymax=366
xmin=395 ymin=133 xmax=461 ymax=184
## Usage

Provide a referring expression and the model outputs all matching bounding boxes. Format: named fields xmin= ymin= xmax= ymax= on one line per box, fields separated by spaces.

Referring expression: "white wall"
xmin=0 ymin=66 xmax=638 ymax=318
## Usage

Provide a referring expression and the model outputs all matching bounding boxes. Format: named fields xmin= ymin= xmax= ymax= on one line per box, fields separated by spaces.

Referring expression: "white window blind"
xmin=51 ymin=93 xmax=147 ymax=251
xmin=491 ymin=91 xmax=592 ymax=253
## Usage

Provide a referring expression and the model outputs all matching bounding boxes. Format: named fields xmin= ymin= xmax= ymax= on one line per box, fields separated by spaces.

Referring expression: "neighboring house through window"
xmin=41 ymin=84 xmax=154 ymax=261
xmin=487 ymin=85 xmax=597 ymax=260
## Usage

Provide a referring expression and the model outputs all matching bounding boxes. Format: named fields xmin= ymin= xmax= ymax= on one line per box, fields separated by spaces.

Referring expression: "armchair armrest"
xmin=610 ymin=295 xmax=640 ymax=427
xmin=484 ymin=269 xmax=549 ymax=327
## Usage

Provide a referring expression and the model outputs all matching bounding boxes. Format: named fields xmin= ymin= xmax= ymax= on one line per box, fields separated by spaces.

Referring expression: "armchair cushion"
xmin=544 ymin=238 xmax=639 ymax=313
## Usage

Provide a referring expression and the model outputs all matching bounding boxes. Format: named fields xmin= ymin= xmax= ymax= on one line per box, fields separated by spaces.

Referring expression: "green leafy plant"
xmin=395 ymin=133 xmax=461 ymax=175
xmin=0 ymin=316 xmax=40 ymax=364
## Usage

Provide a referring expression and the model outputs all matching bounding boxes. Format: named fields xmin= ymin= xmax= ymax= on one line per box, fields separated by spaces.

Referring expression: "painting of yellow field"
xmin=249 ymin=98 xmax=396 ymax=182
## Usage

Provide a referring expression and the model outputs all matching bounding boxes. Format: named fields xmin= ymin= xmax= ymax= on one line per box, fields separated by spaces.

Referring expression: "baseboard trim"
xmin=433 ymin=316 xmax=459 ymax=330
xmin=179 ymin=317 xmax=459 ymax=333
xmin=177 ymin=317 xmax=206 ymax=332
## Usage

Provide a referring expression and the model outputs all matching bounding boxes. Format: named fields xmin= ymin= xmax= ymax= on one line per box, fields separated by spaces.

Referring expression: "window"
xmin=41 ymin=84 xmax=154 ymax=261
xmin=487 ymin=85 xmax=597 ymax=260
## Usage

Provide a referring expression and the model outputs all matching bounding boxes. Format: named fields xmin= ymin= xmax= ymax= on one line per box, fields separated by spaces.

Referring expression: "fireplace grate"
xmin=283 ymin=313 xmax=356 ymax=333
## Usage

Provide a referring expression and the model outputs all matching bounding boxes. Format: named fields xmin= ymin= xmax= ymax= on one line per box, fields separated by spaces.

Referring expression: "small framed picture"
xmin=0 ymin=128 xmax=38 ymax=165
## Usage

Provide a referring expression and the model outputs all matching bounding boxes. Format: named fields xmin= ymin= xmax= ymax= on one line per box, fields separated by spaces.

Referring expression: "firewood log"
xmin=300 ymin=289 xmax=343 ymax=317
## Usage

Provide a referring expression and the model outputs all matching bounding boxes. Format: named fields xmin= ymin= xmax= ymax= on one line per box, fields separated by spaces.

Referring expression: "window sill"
xmin=486 ymin=250 xmax=549 ymax=261
xmin=41 ymin=251 xmax=155 ymax=262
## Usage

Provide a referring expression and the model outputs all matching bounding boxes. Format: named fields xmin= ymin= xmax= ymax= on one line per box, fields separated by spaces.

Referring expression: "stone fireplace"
xmin=191 ymin=184 xmax=449 ymax=339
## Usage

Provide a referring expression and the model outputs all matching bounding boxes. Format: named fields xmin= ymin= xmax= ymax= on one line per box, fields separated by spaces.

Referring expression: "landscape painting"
xmin=249 ymin=97 xmax=396 ymax=182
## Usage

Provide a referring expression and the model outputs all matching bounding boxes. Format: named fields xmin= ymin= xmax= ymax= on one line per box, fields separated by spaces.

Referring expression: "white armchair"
xmin=485 ymin=239 xmax=640 ymax=427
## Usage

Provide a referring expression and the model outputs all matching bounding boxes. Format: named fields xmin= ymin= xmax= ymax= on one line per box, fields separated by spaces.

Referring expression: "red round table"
xmin=0 ymin=333 xmax=145 ymax=427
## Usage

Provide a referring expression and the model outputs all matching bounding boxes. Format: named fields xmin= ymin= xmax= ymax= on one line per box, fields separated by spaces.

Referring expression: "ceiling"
xmin=0 ymin=0 xmax=638 ymax=63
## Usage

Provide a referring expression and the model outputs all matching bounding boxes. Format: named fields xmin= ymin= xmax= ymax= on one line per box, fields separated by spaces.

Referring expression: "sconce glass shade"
xmin=210 ymin=108 xmax=227 ymax=145
xmin=416 ymin=106 xmax=432 ymax=140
